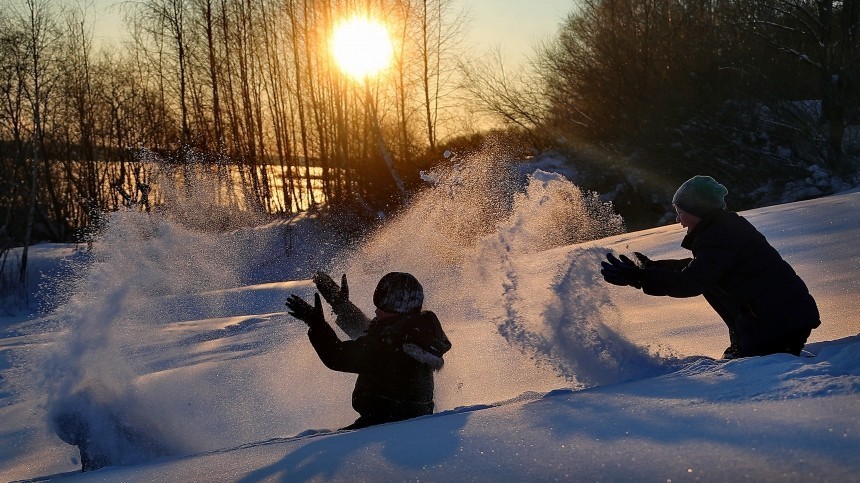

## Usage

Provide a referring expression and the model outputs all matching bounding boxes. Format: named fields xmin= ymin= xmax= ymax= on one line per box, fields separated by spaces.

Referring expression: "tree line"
xmin=465 ymin=0 xmax=859 ymax=226
xmin=1 ymin=0 xmax=466 ymax=286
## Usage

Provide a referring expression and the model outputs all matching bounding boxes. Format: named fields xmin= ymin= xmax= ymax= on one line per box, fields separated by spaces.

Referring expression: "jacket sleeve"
xmin=639 ymin=243 xmax=736 ymax=298
xmin=330 ymin=300 xmax=371 ymax=339
xmin=648 ymin=258 xmax=693 ymax=272
xmin=307 ymin=320 xmax=384 ymax=374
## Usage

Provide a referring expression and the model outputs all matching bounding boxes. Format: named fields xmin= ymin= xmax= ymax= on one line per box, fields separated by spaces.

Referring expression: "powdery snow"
xmin=0 ymin=167 xmax=858 ymax=482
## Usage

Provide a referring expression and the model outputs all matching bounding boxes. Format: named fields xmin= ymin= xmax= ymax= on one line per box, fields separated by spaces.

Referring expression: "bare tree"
xmin=188 ymin=0 xmax=224 ymax=152
xmin=0 ymin=12 xmax=28 ymax=261
xmin=58 ymin=2 xmax=99 ymax=229
xmin=0 ymin=0 xmax=491 ymax=242
xmin=460 ymin=48 xmax=548 ymax=144
xmin=748 ymin=0 xmax=860 ymax=173
xmin=16 ymin=0 xmax=59 ymax=282
xmin=415 ymin=0 xmax=464 ymax=150
xmin=133 ymin=0 xmax=192 ymax=150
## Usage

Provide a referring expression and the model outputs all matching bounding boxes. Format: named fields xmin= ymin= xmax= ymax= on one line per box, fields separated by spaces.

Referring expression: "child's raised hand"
xmin=313 ymin=272 xmax=349 ymax=305
xmin=286 ymin=293 xmax=325 ymax=326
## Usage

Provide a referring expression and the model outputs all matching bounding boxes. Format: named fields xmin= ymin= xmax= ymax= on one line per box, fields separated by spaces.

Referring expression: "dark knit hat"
xmin=373 ymin=272 xmax=424 ymax=314
xmin=672 ymin=175 xmax=728 ymax=217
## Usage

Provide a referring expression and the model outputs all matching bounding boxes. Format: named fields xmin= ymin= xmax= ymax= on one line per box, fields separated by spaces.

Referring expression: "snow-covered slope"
xmin=1 ymin=175 xmax=858 ymax=482
xmin=55 ymin=336 xmax=860 ymax=482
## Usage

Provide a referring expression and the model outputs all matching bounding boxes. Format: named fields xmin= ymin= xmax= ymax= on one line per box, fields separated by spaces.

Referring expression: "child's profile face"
xmin=674 ymin=204 xmax=701 ymax=232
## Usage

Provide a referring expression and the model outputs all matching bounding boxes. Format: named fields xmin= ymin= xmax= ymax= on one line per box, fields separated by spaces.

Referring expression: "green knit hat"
xmin=672 ymin=176 xmax=728 ymax=217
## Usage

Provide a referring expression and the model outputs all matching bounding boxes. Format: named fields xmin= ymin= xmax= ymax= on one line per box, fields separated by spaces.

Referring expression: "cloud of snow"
xmin=40 ymin=211 xmax=243 ymax=463
xmin=323 ymin=145 xmax=663 ymax=396
xmin=34 ymin=145 xmax=667 ymax=467
xmin=500 ymin=245 xmax=670 ymax=387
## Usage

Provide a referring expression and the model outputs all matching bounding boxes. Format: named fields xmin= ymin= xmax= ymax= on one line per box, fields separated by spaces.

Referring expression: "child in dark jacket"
xmin=601 ymin=175 xmax=820 ymax=359
xmin=286 ymin=272 xmax=451 ymax=429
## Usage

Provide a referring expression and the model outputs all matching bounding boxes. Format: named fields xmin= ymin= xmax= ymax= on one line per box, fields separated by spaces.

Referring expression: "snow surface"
xmin=1 ymin=163 xmax=858 ymax=482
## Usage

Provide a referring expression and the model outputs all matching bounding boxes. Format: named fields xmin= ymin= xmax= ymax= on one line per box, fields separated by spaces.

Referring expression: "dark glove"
xmin=313 ymin=272 xmax=349 ymax=306
xmin=630 ymin=252 xmax=652 ymax=268
xmin=600 ymin=253 xmax=643 ymax=288
xmin=286 ymin=293 xmax=325 ymax=327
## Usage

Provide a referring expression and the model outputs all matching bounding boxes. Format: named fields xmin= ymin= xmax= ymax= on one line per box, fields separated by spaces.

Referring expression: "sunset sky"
xmin=462 ymin=0 xmax=573 ymax=65
xmin=88 ymin=0 xmax=575 ymax=68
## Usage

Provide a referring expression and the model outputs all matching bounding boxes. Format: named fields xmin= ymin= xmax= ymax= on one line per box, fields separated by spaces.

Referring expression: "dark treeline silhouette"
xmin=1 ymin=0 xmax=465 ymax=284
xmin=463 ymin=0 xmax=860 ymax=227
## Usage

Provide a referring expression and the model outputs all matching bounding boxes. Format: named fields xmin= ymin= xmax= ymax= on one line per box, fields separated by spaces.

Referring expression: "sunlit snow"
xmin=1 ymin=154 xmax=858 ymax=481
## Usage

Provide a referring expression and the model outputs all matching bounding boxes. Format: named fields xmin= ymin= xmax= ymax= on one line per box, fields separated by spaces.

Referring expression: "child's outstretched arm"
xmin=314 ymin=272 xmax=370 ymax=338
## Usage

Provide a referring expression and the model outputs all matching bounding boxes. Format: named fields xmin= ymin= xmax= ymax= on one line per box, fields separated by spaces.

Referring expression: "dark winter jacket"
xmin=637 ymin=210 xmax=820 ymax=356
xmin=307 ymin=310 xmax=451 ymax=428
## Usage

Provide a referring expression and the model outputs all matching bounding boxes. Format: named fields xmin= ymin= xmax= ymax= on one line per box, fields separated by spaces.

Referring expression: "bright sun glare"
xmin=331 ymin=16 xmax=393 ymax=80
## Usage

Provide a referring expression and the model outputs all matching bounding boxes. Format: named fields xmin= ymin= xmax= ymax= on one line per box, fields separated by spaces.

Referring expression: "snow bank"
xmin=0 ymin=153 xmax=857 ymax=481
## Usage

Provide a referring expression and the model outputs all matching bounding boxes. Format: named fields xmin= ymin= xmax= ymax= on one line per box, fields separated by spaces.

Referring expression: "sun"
xmin=331 ymin=16 xmax=393 ymax=80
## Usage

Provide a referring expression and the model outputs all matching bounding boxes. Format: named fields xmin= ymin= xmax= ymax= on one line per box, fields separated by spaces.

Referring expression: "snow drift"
xmin=0 ymin=153 xmax=857 ymax=481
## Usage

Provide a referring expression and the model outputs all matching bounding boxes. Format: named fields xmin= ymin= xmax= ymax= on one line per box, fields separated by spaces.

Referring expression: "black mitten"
xmin=631 ymin=252 xmax=652 ymax=268
xmin=313 ymin=272 xmax=349 ymax=306
xmin=286 ymin=293 xmax=325 ymax=327
xmin=600 ymin=253 xmax=643 ymax=289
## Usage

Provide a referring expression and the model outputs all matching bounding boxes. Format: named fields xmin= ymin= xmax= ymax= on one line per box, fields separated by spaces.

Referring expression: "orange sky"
xmin=89 ymin=0 xmax=574 ymax=68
